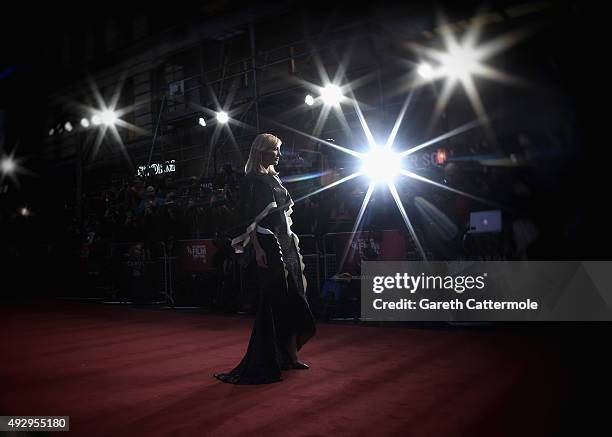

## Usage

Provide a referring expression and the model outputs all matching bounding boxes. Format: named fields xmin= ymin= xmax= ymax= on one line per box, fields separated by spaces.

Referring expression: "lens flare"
xmin=321 ymin=84 xmax=343 ymax=106
xmin=216 ymin=111 xmax=229 ymax=124
xmin=101 ymin=110 xmax=117 ymax=126
xmin=361 ymin=148 xmax=402 ymax=184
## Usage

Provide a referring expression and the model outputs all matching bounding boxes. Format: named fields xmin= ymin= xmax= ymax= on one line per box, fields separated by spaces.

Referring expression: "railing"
xmin=170 ymin=238 xmax=235 ymax=309
xmin=74 ymin=230 xmax=422 ymax=315
xmin=92 ymin=241 xmax=168 ymax=304
xmin=322 ymin=229 xmax=414 ymax=278
xmin=318 ymin=229 xmax=422 ymax=319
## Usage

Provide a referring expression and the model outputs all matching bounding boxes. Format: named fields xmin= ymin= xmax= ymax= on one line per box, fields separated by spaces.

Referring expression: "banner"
xmin=333 ymin=230 xmax=406 ymax=273
xmin=176 ymin=239 xmax=219 ymax=273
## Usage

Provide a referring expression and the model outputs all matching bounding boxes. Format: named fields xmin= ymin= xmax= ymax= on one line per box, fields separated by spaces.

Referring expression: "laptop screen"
xmin=468 ymin=210 xmax=502 ymax=233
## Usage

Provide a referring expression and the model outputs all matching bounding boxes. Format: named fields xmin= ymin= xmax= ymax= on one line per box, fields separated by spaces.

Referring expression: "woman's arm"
xmin=250 ymin=229 xmax=268 ymax=268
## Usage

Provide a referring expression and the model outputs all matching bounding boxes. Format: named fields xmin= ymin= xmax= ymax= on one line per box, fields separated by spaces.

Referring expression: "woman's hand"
xmin=255 ymin=248 xmax=268 ymax=268
xmin=249 ymin=230 xmax=267 ymax=268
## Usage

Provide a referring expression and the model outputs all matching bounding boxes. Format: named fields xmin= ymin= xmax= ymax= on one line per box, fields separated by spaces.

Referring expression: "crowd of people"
xmin=73 ymin=163 xmax=407 ymax=257
xmin=2 ymin=134 xmax=585 ymax=308
xmin=81 ymin=164 xmax=240 ymax=246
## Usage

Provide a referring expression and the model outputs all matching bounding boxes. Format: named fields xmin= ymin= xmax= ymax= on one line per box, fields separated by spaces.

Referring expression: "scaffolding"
xmin=41 ymin=2 xmax=544 ymax=193
xmin=43 ymin=9 xmax=410 ymax=189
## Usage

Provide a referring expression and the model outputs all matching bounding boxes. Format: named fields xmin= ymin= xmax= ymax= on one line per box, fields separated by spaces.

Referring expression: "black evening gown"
xmin=214 ymin=173 xmax=316 ymax=384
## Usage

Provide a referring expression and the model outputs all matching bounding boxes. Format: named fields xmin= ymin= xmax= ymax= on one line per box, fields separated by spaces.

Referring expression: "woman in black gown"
xmin=214 ymin=133 xmax=316 ymax=384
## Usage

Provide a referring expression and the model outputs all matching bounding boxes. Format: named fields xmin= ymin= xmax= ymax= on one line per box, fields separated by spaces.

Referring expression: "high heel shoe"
xmin=282 ymin=360 xmax=309 ymax=370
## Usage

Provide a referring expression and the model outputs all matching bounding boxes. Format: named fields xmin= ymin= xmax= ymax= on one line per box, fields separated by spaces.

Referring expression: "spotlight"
xmin=436 ymin=148 xmax=448 ymax=165
xmin=91 ymin=115 xmax=101 ymax=126
xmin=48 ymin=128 xmax=55 ymax=136
xmin=216 ymin=111 xmax=229 ymax=124
xmin=361 ymin=147 xmax=402 ymax=183
xmin=80 ymin=118 xmax=90 ymax=128
xmin=101 ymin=110 xmax=117 ymax=126
xmin=198 ymin=117 xmax=207 ymax=127
xmin=304 ymin=94 xmax=314 ymax=106
xmin=64 ymin=121 xmax=73 ymax=132
xmin=19 ymin=206 xmax=30 ymax=217
xmin=441 ymin=45 xmax=479 ymax=79
xmin=417 ymin=63 xmax=434 ymax=79
xmin=1 ymin=156 xmax=16 ymax=174
xmin=321 ymin=84 xmax=343 ymax=106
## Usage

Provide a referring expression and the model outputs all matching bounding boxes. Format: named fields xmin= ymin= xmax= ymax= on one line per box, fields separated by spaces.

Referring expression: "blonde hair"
xmin=244 ymin=133 xmax=282 ymax=175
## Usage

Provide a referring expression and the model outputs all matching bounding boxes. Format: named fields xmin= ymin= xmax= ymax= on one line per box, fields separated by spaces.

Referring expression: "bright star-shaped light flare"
xmin=417 ymin=63 xmax=434 ymax=79
xmin=439 ymin=43 xmax=481 ymax=80
xmin=80 ymin=78 xmax=150 ymax=172
xmin=1 ymin=156 xmax=16 ymax=174
xmin=269 ymin=85 xmax=504 ymax=262
xmin=361 ymin=148 xmax=402 ymax=184
xmin=408 ymin=20 xmax=530 ymax=139
xmin=0 ymin=145 xmax=36 ymax=189
xmin=216 ymin=111 xmax=229 ymax=124
xmin=258 ymin=63 xmax=506 ymax=262
xmin=321 ymin=84 xmax=343 ymax=107
xmin=101 ymin=110 xmax=117 ymax=126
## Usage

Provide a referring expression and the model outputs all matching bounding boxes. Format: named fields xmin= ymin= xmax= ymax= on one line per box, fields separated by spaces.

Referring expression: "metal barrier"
xmin=319 ymin=229 xmax=420 ymax=319
xmin=296 ymin=234 xmax=320 ymax=302
xmin=161 ymin=242 xmax=175 ymax=305
xmin=323 ymin=254 xmax=337 ymax=280
xmin=170 ymin=238 xmax=238 ymax=308
xmin=322 ymin=229 xmax=429 ymax=278
xmin=106 ymin=242 xmax=168 ymax=304
xmin=70 ymin=224 xmax=439 ymax=320
xmin=76 ymin=233 xmax=327 ymax=311
xmin=77 ymin=241 xmax=110 ymax=297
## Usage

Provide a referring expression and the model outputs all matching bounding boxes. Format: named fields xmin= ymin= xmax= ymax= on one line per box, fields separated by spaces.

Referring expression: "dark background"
xmin=1 ymin=2 xmax=610 ymax=435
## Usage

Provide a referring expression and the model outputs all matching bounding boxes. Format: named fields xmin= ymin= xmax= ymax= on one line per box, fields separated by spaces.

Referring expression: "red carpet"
xmin=1 ymin=299 xmax=567 ymax=436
